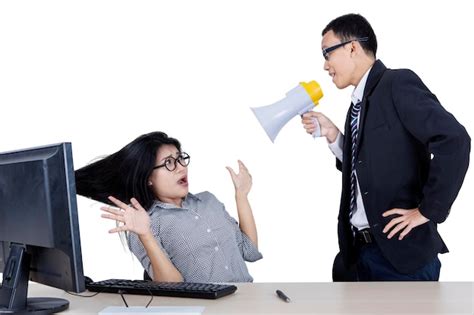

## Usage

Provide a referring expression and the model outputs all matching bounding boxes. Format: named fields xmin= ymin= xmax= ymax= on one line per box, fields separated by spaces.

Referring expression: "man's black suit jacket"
xmin=337 ymin=60 xmax=471 ymax=274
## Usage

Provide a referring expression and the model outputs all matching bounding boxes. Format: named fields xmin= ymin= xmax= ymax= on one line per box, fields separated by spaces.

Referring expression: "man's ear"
xmin=351 ymin=41 xmax=356 ymax=53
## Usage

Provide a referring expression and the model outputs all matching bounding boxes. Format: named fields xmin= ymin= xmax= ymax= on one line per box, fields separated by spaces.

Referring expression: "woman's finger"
xmin=100 ymin=205 xmax=122 ymax=215
xmin=108 ymin=226 xmax=127 ymax=233
xmin=238 ymin=160 xmax=248 ymax=170
xmin=101 ymin=213 xmax=124 ymax=222
xmin=130 ymin=198 xmax=146 ymax=212
xmin=107 ymin=196 xmax=130 ymax=209
xmin=226 ymin=166 xmax=237 ymax=178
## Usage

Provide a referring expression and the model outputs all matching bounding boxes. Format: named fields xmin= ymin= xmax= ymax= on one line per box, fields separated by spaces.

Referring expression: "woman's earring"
xmin=148 ymin=181 xmax=153 ymax=186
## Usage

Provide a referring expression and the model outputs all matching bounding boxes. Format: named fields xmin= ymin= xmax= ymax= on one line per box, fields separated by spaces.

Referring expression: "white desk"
xmin=28 ymin=282 xmax=473 ymax=314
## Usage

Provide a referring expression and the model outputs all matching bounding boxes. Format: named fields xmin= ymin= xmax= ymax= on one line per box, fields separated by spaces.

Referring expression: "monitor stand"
xmin=0 ymin=244 xmax=69 ymax=314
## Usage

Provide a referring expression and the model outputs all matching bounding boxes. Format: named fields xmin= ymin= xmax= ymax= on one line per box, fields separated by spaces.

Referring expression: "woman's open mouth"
xmin=177 ymin=176 xmax=188 ymax=186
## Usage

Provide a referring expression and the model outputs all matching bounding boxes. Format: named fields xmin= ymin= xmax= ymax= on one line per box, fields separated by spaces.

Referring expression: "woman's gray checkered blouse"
xmin=127 ymin=191 xmax=262 ymax=282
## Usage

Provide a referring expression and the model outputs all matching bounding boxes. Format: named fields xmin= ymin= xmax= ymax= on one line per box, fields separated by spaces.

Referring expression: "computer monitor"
xmin=0 ymin=142 xmax=85 ymax=314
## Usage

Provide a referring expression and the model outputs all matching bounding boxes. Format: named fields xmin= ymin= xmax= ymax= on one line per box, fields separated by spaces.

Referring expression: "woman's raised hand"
xmin=100 ymin=196 xmax=151 ymax=237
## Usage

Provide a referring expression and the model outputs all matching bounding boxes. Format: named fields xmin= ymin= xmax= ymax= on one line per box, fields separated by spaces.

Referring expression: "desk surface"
xmin=28 ymin=282 xmax=473 ymax=314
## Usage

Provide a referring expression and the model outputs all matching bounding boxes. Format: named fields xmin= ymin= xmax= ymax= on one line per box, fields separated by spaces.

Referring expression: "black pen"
xmin=276 ymin=289 xmax=291 ymax=303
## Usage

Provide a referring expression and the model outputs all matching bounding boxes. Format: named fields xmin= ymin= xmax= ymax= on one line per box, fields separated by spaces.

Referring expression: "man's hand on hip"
xmin=382 ymin=208 xmax=429 ymax=240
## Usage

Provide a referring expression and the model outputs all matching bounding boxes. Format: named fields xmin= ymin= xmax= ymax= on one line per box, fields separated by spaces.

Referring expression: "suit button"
xmin=364 ymin=191 xmax=368 ymax=195
xmin=358 ymin=160 xmax=363 ymax=164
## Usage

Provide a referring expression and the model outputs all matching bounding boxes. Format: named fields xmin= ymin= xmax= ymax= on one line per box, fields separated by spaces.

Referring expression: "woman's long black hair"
xmin=75 ymin=131 xmax=181 ymax=210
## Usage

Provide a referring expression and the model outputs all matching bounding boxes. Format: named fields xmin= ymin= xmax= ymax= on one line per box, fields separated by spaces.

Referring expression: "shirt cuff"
xmin=240 ymin=232 xmax=263 ymax=262
xmin=328 ymin=131 xmax=344 ymax=162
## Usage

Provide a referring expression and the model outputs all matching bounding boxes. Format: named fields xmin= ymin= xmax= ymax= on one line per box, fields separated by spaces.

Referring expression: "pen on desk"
xmin=276 ymin=289 xmax=291 ymax=303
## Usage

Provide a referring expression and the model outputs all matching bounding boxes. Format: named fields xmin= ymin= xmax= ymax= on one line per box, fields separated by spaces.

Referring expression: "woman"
xmin=75 ymin=131 xmax=262 ymax=283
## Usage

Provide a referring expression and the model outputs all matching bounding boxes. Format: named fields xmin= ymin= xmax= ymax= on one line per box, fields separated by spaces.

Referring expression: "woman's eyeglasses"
xmin=153 ymin=152 xmax=190 ymax=172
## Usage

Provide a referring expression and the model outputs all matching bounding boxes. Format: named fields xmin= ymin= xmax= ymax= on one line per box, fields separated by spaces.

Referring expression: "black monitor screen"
xmin=0 ymin=142 xmax=85 ymax=313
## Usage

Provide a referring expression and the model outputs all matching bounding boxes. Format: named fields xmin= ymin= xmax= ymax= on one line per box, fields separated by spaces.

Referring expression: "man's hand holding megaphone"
xmin=251 ymin=80 xmax=326 ymax=142
xmin=301 ymin=111 xmax=340 ymax=143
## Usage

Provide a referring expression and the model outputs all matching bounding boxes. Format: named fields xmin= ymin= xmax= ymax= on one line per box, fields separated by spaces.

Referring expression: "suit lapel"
xmin=343 ymin=101 xmax=353 ymax=165
xmin=354 ymin=60 xmax=387 ymax=157
xmin=355 ymin=98 xmax=368 ymax=156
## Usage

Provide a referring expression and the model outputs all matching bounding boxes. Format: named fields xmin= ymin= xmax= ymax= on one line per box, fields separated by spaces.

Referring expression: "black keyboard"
xmin=86 ymin=279 xmax=237 ymax=299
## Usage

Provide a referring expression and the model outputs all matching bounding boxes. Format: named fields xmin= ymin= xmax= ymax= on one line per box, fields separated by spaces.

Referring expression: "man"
xmin=302 ymin=13 xmax=470 ymax=281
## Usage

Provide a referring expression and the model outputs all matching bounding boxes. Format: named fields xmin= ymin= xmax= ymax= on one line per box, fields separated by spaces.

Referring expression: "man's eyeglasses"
xmin=322 ymin=37 xmax=369 ymax=61
xmin=153 ymin=152 xmax=190 ymax=172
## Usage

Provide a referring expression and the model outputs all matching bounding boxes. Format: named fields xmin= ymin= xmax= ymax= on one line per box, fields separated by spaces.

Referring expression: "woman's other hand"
xmin=226 ymin=160 xmax=252 ymax=196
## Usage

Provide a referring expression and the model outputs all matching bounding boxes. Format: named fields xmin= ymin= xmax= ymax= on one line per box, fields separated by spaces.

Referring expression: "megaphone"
xmin=251 ymin=81 xmax=323 ymax=142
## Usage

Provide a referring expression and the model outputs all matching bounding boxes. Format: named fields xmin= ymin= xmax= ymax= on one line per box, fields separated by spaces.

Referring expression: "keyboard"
xmin=86 ymin=279 xmax=237 ymax=299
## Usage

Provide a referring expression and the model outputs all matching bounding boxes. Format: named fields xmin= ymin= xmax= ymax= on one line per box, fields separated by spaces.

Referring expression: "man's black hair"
xmin=322 ymin=13 xmax=377 ymax=58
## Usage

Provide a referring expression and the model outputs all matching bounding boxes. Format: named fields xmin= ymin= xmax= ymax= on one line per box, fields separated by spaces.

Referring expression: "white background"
xmin=1 ymin=1 xmax=472 ymax=282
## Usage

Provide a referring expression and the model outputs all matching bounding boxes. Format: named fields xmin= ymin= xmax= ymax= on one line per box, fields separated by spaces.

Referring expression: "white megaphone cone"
xmin=251 ymin=81 xmax=324 ymax=142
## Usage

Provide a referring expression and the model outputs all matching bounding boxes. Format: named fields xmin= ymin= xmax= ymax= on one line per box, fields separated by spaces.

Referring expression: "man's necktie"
xmin=349 ymin=101 xmax=362 ymax=219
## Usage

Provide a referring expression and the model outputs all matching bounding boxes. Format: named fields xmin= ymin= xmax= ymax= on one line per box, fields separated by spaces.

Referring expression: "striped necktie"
xmin=349 ymin=101 xmax=362 ymax=219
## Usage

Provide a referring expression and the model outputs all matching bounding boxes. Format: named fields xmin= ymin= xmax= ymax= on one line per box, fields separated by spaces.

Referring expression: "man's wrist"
xmin=326 ymin=128 xmax=339 ymax=143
